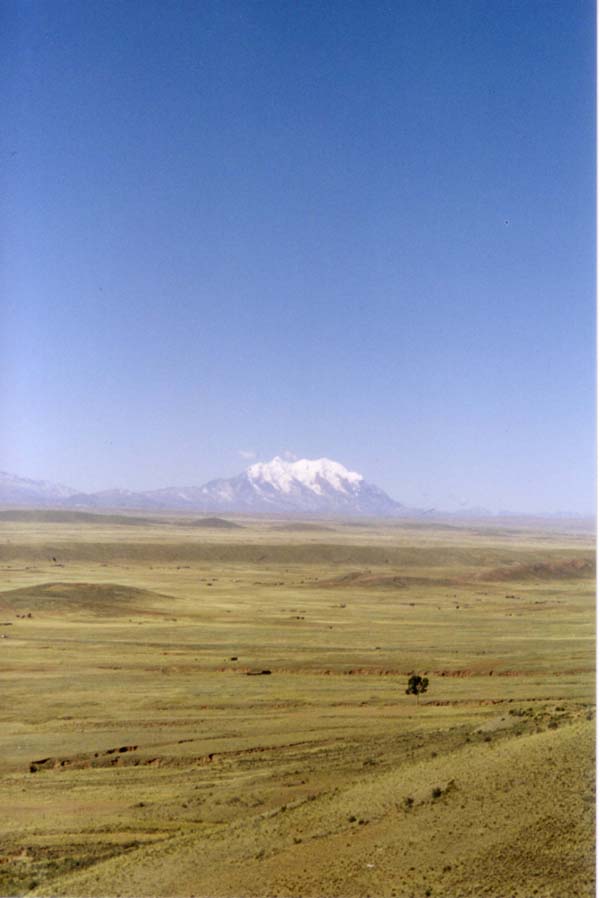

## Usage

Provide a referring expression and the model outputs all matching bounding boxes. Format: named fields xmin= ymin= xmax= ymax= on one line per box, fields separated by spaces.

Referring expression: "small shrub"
xmin=404 ymin=796 xmax=414 ymax=809
xmin=405 ymin=673 xmax=429 ymax=704
xmin=431 ymin=786 xmax=442 ymax=799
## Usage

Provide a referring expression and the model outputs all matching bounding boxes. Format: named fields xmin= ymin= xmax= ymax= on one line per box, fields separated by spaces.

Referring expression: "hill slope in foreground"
xmin=0 ymin=515 xmax=594 ymax=897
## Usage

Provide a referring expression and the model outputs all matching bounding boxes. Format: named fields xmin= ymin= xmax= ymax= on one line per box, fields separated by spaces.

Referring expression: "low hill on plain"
xmin=0 ymin=582 xmax=173 ymax=617
xmin=185 ymin=517 xmax=244 ymax=529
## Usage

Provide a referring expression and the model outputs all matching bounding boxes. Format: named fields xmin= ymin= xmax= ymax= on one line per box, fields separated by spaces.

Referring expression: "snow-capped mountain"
xmin=0 ymin=458 xmax=410 ymax=516
xmin=134 ymin=457 xmax=407 ymax=515
xmin=143 ymin=456 xmax=408 ymax=515
xmin=211 ymin=457 xmax=390 ymax=512
xmin=0 ymin=471 xmax=78 ymax=506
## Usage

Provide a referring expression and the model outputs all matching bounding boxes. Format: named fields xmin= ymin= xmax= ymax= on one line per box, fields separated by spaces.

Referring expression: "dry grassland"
xmin=0 ymin=514 xmax=594 ymax=897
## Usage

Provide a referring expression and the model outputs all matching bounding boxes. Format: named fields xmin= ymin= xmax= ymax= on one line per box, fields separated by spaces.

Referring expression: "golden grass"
xmin=0 ymin=515 xmax=594 ymax=897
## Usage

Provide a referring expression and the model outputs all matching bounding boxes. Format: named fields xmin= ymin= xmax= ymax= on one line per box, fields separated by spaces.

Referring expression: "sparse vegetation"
xmin=0 ymin=514 xmax=593 ymax=898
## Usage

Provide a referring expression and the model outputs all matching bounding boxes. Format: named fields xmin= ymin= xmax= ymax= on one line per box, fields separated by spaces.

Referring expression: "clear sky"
xmin=2 ymin=0 xmax=595 ymax=513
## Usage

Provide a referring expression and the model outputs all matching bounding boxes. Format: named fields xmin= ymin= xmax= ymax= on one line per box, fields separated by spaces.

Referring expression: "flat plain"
xmin=0 ymin=512 xmax=595 ymax=898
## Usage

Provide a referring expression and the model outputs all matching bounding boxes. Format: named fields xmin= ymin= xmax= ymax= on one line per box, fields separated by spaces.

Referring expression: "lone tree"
xmin=406 ymin=674 xmax=429 ymax=704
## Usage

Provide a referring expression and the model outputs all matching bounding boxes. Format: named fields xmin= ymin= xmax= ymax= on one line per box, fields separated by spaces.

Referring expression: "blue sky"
xmin=2 ymin=0 xmax=595 ymax=512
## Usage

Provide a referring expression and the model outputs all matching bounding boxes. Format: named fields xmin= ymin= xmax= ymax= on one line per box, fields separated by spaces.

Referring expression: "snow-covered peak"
xmin=0 ymin=471 xmax=77 ymax=499
xmin=246 ymin=456 xmax=363 ymax=496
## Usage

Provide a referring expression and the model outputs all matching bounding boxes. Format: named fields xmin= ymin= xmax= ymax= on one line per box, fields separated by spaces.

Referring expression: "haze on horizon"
xmin=2 ymin=1 xmax=595 ymax=515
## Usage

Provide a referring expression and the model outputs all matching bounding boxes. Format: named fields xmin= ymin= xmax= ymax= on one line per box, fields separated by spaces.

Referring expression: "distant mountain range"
xmin=0 ymin=471 xmax=77 ymax=506
xmin=0 ymin=461 xmax=592 ymax=520
xmin=0 ymin=458 xmax=415 ymax=517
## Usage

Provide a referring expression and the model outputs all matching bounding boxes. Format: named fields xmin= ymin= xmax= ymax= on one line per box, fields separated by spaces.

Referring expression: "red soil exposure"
xmin=28 ymin=737 xmax=325 ymax=775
